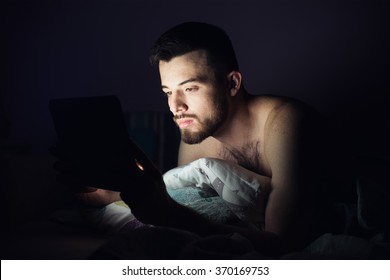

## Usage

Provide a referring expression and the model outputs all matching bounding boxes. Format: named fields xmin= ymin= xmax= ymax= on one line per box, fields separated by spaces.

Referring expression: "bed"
xmin=1 ymin=111 xmax=389 ymax=260
xmin=84 ymin=157 xmax=390 ymax=260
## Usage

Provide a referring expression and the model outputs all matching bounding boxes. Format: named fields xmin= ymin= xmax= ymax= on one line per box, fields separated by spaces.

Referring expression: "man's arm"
xmin=263 ymin=102 xmax=321 ymax=251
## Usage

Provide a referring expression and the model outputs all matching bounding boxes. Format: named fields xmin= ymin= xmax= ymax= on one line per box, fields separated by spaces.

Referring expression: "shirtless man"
xmin=61 ymin=22 xmax=353 ymax=257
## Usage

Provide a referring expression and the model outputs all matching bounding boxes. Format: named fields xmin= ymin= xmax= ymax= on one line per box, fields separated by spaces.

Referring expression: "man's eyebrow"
xmin=161 ymin=76 xmax=208 ymax=89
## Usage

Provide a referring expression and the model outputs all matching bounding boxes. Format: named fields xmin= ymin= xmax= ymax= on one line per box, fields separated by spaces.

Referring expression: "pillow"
xmin=163 ymin=157 xmax=268 ymax=230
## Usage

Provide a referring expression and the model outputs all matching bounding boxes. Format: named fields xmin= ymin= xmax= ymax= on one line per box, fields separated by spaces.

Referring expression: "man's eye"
xmin=185 ymin=87 xmax=198 ymax=92
xmin=163 ymin=91 xmax=172 ymax=97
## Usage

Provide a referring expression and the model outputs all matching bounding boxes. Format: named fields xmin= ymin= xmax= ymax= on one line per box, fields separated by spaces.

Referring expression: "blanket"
xmin=73 ymin=157 xmax=390 ymax=259
xmin=76 ymin=158 xmax=268 ymax=233
xmin=163 ymin=157 xmax=268 ymax=230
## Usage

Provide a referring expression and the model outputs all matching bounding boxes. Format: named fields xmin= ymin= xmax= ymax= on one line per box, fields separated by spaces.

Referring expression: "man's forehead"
xmin=158 ymin=50 xmax=214 ymax=84
xmin=159 ymin=50 xmax=209 ymax=67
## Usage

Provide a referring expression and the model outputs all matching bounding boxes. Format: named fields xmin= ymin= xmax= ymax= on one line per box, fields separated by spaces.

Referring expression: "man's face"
xmin=159 ymin=50 xmax=229 ymax=144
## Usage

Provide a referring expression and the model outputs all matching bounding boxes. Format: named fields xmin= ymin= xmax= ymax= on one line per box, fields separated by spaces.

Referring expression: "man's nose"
xmin=169 ymin=92 xmax=188 ymax=114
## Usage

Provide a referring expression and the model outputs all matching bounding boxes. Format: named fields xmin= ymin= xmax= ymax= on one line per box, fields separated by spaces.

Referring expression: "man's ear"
xmin=227 ymin=71 xmax=242 ymax=96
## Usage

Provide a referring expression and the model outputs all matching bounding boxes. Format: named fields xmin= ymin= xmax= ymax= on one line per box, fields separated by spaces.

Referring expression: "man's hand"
xmin=73 ymin=187 xmax=121 ymax=207
xmin=53 ymin=159 xmax=122 ymax=206
xmin=50 ymin=141 xmax=170 ymax=213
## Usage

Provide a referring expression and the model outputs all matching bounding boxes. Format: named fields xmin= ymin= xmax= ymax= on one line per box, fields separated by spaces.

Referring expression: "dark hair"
xmin=149 ymin=22 xmax=239 ymax=82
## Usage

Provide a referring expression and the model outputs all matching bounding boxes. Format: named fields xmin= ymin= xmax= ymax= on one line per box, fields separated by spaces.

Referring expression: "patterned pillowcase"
xmin=163 ymin=157 xmax=267 ymax=230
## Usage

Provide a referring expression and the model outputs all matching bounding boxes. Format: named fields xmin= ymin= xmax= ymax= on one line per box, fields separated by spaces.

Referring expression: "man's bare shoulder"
xmin=249 ymin=95 xmax=321 ymax=153
xmin=249 ymin=94 xmax=307 ymax=111
xmin=249 ymin=95 xmax=309 ymax=127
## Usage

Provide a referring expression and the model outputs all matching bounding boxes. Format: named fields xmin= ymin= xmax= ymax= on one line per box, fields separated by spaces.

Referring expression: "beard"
xmin=175 ymin=92 xmax=229 ymax=145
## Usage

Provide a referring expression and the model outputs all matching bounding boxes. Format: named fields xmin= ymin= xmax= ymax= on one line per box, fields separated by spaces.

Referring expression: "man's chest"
xmin=216 ymin=141 xmax=271 ymax=177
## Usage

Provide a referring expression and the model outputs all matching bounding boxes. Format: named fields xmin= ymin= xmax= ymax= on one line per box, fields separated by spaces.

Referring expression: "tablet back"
xmin=49 ymin=95 xmax=129 ymax=155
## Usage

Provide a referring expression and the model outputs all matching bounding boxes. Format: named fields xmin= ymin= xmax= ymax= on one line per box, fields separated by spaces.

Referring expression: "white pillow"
xmin=163 ymin=158 xmax=267 ymax=230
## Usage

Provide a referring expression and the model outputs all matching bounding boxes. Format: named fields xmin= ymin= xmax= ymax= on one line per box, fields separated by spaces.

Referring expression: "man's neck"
xmin=212 ymin=92 xmax=255 ymax=149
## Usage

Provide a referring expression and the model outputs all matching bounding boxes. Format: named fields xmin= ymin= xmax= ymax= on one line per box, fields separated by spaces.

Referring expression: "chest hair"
xmin=219 ymin=140 xmax=263 ymax=174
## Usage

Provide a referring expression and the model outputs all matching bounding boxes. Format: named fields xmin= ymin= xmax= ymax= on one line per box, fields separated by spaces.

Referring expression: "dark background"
xmin=1 ymin=0 xmax=389 ymax=158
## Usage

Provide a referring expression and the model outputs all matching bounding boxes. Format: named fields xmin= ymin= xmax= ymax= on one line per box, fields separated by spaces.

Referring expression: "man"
xmin=60 ymin=22 xmax=354 ymax=257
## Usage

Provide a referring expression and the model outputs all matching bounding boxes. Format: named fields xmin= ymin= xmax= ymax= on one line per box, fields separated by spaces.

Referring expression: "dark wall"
xmin=1 ymin=0 xmax=389 ymax=157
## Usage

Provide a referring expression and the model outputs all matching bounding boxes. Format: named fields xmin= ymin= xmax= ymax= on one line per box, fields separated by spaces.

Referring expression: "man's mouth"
xmin=176 ymin=118 xmax=193 ymax=129
xmin=174 ymin=114 xmax=198 ymax=129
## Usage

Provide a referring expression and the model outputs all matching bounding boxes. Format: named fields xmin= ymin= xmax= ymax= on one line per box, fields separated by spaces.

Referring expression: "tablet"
xmin=50 ymin=95 xmax=129 ymax=153
xmin=49 ymin=95 xmax=149 ymax=190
